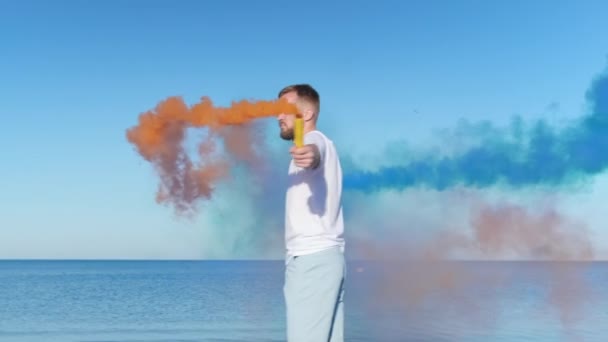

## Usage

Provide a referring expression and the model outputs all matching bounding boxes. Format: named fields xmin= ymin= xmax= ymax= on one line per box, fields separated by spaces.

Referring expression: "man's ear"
xmin=302 ymin=108 xmax=315 ymax=122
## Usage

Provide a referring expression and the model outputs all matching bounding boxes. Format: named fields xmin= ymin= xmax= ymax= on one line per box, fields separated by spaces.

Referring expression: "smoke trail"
xmin=126 ymin=96 xmax=296 ymax=216
xmin=341 ymin=68 xmax=607 ymax=338
xmin=344 ymin=67 xmax=608 ymax=192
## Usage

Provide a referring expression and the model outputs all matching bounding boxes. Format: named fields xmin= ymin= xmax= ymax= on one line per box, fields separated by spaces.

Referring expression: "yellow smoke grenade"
xmin=294 ymin=114 xmax=304 ymax=147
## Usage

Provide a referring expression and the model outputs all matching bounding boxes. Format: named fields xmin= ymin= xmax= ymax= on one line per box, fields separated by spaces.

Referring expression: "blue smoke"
xmin=344 ymin=68 xmax=608 ymax=192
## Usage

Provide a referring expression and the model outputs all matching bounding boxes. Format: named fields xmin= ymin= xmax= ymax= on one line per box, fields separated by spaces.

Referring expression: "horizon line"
xmin=0 ymin=258 xmax=605 ymax=262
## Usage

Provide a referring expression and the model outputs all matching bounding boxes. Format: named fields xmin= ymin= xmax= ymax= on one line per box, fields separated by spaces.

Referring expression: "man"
xmin=277 ymin=84 xmax=346 ymax=342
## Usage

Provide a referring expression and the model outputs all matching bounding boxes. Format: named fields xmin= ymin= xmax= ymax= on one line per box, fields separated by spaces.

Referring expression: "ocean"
xmin=0 ymin=260 xmax=606 ymax=341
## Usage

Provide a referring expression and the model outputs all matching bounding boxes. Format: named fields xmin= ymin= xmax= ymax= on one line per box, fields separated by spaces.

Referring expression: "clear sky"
xmin=2 ymin=0 xmax=608 ymax=260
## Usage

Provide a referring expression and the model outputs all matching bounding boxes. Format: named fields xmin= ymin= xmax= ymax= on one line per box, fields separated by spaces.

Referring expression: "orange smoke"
xmin=126 ymin=95 xmax=298 ymax=215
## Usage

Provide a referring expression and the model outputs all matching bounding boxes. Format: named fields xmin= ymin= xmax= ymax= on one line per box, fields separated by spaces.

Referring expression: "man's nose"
xmin=277 ymin=113 xmax=285 ymax=120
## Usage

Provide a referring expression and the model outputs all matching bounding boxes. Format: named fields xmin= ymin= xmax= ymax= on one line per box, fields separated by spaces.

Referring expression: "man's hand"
xmin=290 ymin=144 xmax=321 ymax=169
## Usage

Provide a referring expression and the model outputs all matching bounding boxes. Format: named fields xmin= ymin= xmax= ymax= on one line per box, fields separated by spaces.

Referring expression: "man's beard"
xmin=280 ymin=127 xmax=294 ymax=141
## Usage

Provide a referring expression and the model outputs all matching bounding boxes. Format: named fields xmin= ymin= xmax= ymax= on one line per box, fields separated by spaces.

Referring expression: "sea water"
xmin=0 ymin=260 xmax=606 ymax=341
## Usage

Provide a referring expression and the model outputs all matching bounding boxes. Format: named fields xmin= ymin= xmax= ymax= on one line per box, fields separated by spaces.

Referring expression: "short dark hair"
xmin=278 ymin=84 xmax=320 ymax=113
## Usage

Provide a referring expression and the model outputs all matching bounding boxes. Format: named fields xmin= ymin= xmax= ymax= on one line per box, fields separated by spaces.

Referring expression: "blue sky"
xmin=1 ymin=0 xmax=608 ymax=259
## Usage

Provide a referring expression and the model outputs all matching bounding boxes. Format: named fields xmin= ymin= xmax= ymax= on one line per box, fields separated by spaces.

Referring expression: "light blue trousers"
xmin=284 ymin=247 xmax=346 ymax=342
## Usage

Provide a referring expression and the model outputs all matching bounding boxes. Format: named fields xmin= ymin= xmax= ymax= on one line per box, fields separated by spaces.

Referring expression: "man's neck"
xmin=304 ymin=122 xmax=317 ymax=135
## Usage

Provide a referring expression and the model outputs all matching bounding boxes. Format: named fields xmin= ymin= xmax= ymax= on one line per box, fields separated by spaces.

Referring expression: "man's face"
xmin=277 ymin=91 xmax=298 ymax=141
